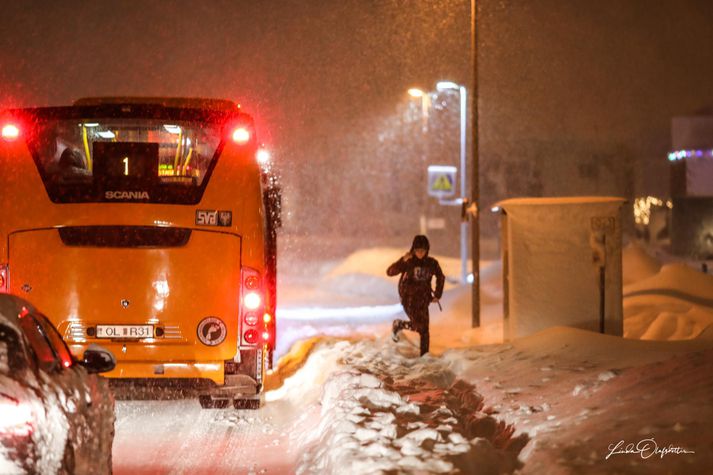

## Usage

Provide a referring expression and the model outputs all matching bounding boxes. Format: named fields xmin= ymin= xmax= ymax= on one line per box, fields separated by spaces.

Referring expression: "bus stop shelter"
xmin=497 ymin=197 xmax=626 ymax=340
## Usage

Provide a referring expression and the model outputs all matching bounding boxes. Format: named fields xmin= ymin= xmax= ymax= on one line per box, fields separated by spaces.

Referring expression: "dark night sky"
xmin=2 ymin=0 xmax=712 ymax=248
xmin=0 ymin=0 xmax=469 ymax=146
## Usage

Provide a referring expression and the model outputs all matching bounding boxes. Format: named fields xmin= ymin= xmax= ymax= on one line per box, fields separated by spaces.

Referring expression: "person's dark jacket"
xmin=386 ymin=235 xmax=445 ymax=309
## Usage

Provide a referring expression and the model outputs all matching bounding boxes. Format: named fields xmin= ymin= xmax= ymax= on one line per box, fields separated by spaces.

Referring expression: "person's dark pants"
xmin=397 ymin=295 xmax=430 ymax=356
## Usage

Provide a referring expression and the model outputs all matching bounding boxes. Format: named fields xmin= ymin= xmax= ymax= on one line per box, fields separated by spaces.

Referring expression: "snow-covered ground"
xmin=112 ymin=242 xmax=713 ymax=474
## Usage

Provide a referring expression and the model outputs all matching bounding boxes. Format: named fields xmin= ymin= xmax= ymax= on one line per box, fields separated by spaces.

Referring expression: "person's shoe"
xmin=391 ymin=320 xmax=401 ymax=342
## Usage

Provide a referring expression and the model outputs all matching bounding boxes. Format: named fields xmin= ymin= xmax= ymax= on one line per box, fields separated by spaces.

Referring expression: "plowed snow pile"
xmin=268 ymin=337 xmax=527 ymax=475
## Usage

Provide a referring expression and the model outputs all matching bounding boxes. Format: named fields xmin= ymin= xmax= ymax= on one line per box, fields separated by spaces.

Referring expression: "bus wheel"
xmin=233 ymin=397 xmax=261 ymax=410
xmin=199 ymin=395 xmax=230 ymax=409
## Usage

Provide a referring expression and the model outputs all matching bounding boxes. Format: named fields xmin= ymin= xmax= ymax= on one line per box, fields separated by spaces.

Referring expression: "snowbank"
xmin=623 ymin=263 xmax=713 ymax=340
xmin=443 ymin=326 xmax=713 ymax=473
xmin=271 ymin=244 xmax=713 ymax=472
xmin=622 ymin=242 xmax=661 ymax=285
xmin=268 ymin=338 xmax=526 ymax=475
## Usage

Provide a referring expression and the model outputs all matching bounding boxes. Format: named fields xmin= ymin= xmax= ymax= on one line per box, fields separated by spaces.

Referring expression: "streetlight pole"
xmin=470 ymin=0 xmax=480 ymax=328
xmin=436 ymin=81 xmax=468 ymax=284
xmin=408 ymin=88 xmax=430 ymax=234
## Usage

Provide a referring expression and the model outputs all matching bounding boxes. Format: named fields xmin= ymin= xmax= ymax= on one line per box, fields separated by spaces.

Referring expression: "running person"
xmin=387 ymin=235 xmax=445 ymax=356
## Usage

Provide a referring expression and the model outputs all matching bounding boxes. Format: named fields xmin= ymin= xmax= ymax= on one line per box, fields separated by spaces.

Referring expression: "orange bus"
xmin=0 ymin=97 xmax=280 ymax=408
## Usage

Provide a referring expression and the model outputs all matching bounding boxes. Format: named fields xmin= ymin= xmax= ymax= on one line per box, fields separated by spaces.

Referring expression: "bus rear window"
xmin=28 ymin=118 xmax=223 ymax=204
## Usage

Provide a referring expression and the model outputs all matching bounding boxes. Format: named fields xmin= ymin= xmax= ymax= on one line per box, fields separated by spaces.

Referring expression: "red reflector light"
xmin=232 ymin=127 xmax=251 ymax=144
xmin=1 ymin=124 xmax=20 ymax=141
xmin=19 ymin=307 xmax=29 ymax=318
xmin=243 ymin=329 xmax=258 ymax=344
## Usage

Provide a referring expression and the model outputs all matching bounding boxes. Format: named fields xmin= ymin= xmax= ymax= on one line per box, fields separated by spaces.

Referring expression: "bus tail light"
xmin=241 ymin=267 xmax=263 ymax=345
xmin=231 ymin=127 xmax=251 ymax=144
xmin=1 ymin=123 xmax=20 ymax=141
xmin=243 ymin=292 xmax=261 ymax=310
xmin=0 ymin=265 xmax=8 ymax=293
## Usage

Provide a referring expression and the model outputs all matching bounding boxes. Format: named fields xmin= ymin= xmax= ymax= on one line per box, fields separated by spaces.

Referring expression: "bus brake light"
xmin=1 ymin=124 xmax=20 ymax=141
xmin=232 ymin=127 xmax=251 ymax=144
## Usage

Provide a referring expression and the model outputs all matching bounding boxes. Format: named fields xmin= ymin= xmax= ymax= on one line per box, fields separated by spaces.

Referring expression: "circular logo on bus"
xmin=197 ymin=317 xmax=227 ymax=346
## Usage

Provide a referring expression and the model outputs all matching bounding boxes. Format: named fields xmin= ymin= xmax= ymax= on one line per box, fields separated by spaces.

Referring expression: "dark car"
xmin=0 ymin=294 xmax=115 ymax=474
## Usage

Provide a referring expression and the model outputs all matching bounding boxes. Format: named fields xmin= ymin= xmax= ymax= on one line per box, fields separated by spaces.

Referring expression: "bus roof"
xmin=72 ymin=97 xmax=240 ymax=112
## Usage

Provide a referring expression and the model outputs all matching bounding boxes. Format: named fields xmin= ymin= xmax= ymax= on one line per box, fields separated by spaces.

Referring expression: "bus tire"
xmin=233 ymin=398 xmax=261 ymax=410
xmin=198 ymin=395 xmax=230 ymax=409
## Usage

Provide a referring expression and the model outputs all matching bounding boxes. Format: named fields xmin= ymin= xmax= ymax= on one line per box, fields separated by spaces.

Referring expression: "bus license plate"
xmin=96 ymin=325 xmax=153 ymax=339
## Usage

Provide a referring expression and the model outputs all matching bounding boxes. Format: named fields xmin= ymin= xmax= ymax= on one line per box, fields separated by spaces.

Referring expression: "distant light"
xmin=633 ymin=196 xmax=667 ymax=225
xmin=1 ymin=124 xmax=20 ymax=141
xmin=427 ymin=165 xmax=457 ymax=173
xmin=491 ymin=206 xmax=500 ymax=213
xmin=257 ymin=148 xmax=271 ymax=165
xmin=164 ymin=125 xmax=181 ymax=134
xmin=668 ymin=148 xmax=713 ymax=161
xmin=97 ymin=131 xmax=115 ymax=139
xmin=436 ymin=81 xmax=460 ymax=91
xmin=408 ymin=88 xmax=424 ymax=98
xmin=82 ymin=123 xmax=99 ymax=128
xmin=466 ymin=273 xmax=474 ymax=284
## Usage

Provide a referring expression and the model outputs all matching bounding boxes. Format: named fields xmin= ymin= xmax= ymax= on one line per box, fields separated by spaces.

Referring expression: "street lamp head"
xmin=407 ymin=88 xmax=425 ymax=98
xmin=436 ymin=81 xmax=460 ymax=91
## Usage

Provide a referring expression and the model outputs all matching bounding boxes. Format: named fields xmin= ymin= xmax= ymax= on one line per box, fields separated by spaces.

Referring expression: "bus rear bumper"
xmin=102 ymin=360 xmax=225 ymax=384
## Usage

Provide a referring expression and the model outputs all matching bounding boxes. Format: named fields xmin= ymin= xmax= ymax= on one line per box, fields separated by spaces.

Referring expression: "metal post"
xmin=459 ymin=86 xmax=468 ymax=284
xmin=470 ymin=0 xmax=480 ymax=328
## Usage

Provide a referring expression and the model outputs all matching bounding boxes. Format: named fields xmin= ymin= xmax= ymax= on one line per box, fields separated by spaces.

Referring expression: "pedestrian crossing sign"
xmin=427 ymin=165 xmax=457 ymax=197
